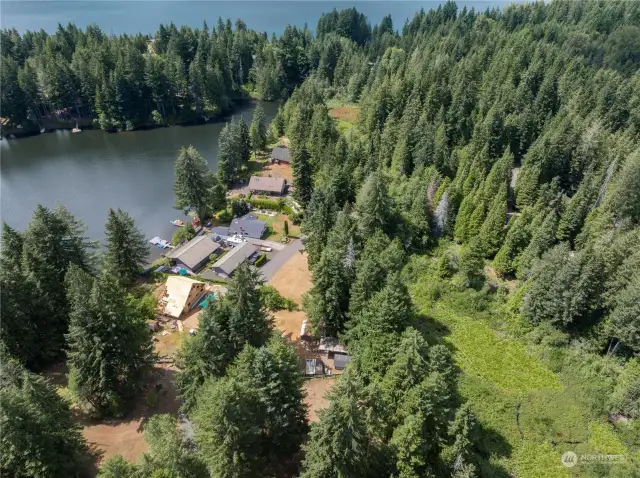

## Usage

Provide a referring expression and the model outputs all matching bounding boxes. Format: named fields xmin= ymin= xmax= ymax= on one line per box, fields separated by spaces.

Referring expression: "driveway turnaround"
xmin=259 ymin=239 xmax=304 ymax=281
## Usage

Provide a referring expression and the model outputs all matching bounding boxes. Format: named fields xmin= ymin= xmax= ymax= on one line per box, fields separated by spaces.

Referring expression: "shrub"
xmin=291 ymin=211 xmax=303 ymax=225
xmin=260 ymin=285 xmax=297 ymax=311
xmin=231 ymin=199 xmax=250 ymax=217
xmin=218 ymin=209 xmax=232 ymax=223
xmin=609 ymin=359 xmax=640 ymax=419
xmin=172 ymin=223 xmax=196 ymax=245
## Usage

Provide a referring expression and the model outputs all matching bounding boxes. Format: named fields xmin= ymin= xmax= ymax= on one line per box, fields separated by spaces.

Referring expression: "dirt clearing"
xmin=257 ymin=162 xmax=293 ymax=182
xmin=268 ymin=251 xmax=312 ymax=303
xmin=304 ymin=377 xmax=337 ymax=422
xmin=328 ymin=106 xmax=360 ymax=122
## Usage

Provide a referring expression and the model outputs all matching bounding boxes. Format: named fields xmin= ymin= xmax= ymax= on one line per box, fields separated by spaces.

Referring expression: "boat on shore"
xmin=171 ymin=219 xmax=184 ymax=227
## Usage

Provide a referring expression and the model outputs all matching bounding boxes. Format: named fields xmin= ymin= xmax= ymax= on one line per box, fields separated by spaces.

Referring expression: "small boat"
xmin=171 ymin=219 xmax=184 ymax=227
xmin=72 ymin=122 xmax=81 ymax=133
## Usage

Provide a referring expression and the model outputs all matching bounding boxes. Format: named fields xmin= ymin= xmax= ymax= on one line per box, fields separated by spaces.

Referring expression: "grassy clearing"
xmin=407 ymin=252 xmax=637 ymax=477
xmin=327 ymin=98 xmax=360 ymax=133
xmin=257 ymin=213 xmax=300 ymax=242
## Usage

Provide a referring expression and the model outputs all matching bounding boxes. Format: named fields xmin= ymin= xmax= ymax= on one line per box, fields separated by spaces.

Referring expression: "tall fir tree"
xmin=103 ymin=208 xmax=148 ymax=286
xmin=237 ymin=116 xmax=251 ymax=166
xmin=217 ymin=122 xmax=240 ymax=183
xmin=0 ymin=349 xmax=87 ymax=477
xmin=65 ymin=266 xmax=154 ymax=416
xmin=173 ymin=145 xmax=220 ymax=220
xmin=292 ymin=145 xmax=314 ymax=206
xmin=250 ymin=104 xmax=267 ymax=157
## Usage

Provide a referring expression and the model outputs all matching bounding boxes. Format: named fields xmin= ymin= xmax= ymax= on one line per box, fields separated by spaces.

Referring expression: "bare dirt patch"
xmin=81 ymin=366 xmax=179 ymax=465
xmin=304 ymin=377 xmax=337 ymax=422
xmin=268 ymin=251 xmax=312 ymax=303
xmin=328 ymin=106 xmax=360 ymax=122
xmin=257 ymin=162 xmax=293 ymax=183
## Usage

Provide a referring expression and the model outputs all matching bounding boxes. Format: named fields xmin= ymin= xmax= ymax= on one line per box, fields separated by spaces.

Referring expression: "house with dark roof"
xmin=210 ymin=214 xmax=267 ymax=240
xmin=249 ymin=176 xmax=286 ymax=196
xmin=165 ymin=235 xmax=221 ymax=272
xmin=212 ymin=242 xmax=258 ymax=278
xmin=270 ymin=146 xmax=291 ymax=164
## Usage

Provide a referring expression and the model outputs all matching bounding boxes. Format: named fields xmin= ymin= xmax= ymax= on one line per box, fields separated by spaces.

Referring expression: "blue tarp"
xmin=200 ymin=293 xmax=216 ymax=309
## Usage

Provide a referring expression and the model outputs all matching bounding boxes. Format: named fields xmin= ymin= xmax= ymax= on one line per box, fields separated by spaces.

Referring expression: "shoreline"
xmin=1 ymin=97 xmax=272 ymax=141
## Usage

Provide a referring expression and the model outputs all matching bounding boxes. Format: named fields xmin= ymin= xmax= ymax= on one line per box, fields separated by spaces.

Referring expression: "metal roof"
xmin=334 ymin=354 xmax=351 ymax=370
xmin=248 ymin=176 xmax=285 ymax=194
xmin=165 ymin=235 xmax=221 ymax=270
xmin=212 ymin=242 xmax=258 ymax=276
xmin=271 ymin=146 xmax=291 ymax=162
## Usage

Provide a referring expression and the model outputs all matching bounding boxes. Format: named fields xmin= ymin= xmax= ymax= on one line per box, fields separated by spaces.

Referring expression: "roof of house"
xmin=229 ymin=214 xmax=266 ymax=239
xmin=163 ymin=276 xmax=205 ymax=318
xmin=318 ymin=337 xmax=346 ymax=354
xmin=210 ymin=214 xmax=266 ymax=240
xmin=248 ymin=176 xmax=285 ymax=193
xmin=271 ymin=146 xmax=291 ymax=162
xmin=212 ymin=242 xmax=258 ymax=276
xmin=334 ymin=354 xmax=352 ymax=370
xmin=165 ymin=235 xmax=221 ymax=270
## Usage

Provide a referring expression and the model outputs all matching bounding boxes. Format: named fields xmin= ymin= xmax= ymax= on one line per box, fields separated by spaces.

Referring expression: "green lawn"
xmin=409 ymin=259 xmax=636 ymax=477
xmin=257 ymin=213 xmax=300 ymax=241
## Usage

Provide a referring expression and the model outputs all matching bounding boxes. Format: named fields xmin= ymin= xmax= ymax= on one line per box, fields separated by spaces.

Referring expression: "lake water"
xmin=0 ymin=102 xmax=278 ymax=242
xmin=0 ymin=1 xmax=516 ymax=240
xmin=1 ymin=1 xmax=516 ymax=36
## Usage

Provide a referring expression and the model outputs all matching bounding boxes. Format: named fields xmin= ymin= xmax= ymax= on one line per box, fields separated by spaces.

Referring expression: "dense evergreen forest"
xmin=2 ymin=1 xmax=640 ymax=477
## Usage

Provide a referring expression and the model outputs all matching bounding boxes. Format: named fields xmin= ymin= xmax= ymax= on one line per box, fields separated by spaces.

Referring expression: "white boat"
xmin=171 ymin=219 xmax=185 ymax=227
xmin=72 ymin=122 xmax=81 ymax=133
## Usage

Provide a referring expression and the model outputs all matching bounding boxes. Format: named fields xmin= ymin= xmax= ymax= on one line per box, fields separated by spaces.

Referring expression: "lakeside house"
xmin=162 ymin=276 xmax=206 ymax=318
xmin=165 ymin=235 xmax=221 ymax=273
xmin=211 ymin=213 xmax=267 ymax=240
xmin=270 ymin=146 xmax=291 ymax=164
xmin=248 ymin=176 xmax=286 ymax=196
xmin=212 ymin=242 xmax=258 ymax=278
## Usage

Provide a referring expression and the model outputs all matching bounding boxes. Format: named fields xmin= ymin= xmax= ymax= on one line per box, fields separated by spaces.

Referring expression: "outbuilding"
xmin=270 ymin=146 xmax=291 ymax=164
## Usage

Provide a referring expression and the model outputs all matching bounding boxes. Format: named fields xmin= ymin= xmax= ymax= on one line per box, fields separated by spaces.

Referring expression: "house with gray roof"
xmin=249 ymin=176 xmax=286 ymax=196
xmin=270 ymin=146 xmax=291 ymax=163
xmin=210 ymin=214 xmax=267 ymax=240
xmin=165 ymin=235 xmax=221 ymax=272
xmin=212 ymin=242 xmax=258 ymax=278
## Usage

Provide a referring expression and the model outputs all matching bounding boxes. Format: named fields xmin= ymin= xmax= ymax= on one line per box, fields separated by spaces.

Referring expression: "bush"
xmin=231 ymin=199 xmax=250 ymax=218
xmin=291 ymin=211 xmax=303 ymax=225
xmin=609 ymin=359 xmax=640 ymax=419
xmin=172 ymin=223 xmax=196 ymax=245
xmin=254 ymin=254 xmax=267 ymax=267
xmin=218 ymin=209 xmax=232 ymax=223
xmin=260 ymin=285 xmax=297 ymax=311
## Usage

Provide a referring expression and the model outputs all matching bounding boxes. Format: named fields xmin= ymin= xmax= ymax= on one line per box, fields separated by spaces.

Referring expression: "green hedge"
xmin=248 ymin=198 xmax=282 ymax=211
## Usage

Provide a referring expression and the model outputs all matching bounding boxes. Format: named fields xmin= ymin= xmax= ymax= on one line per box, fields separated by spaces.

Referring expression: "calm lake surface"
xmin=1 ymin=1 xmax=515 ymax=36
xmin=0 ymin=102 xmax=278 ymax=242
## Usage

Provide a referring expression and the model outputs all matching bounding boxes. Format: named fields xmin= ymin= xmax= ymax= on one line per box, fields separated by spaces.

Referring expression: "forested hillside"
xmin=280 ymin=1 xmax=640 ymax=476
xmin=2 ymin=1 xmax=640 ymax=477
